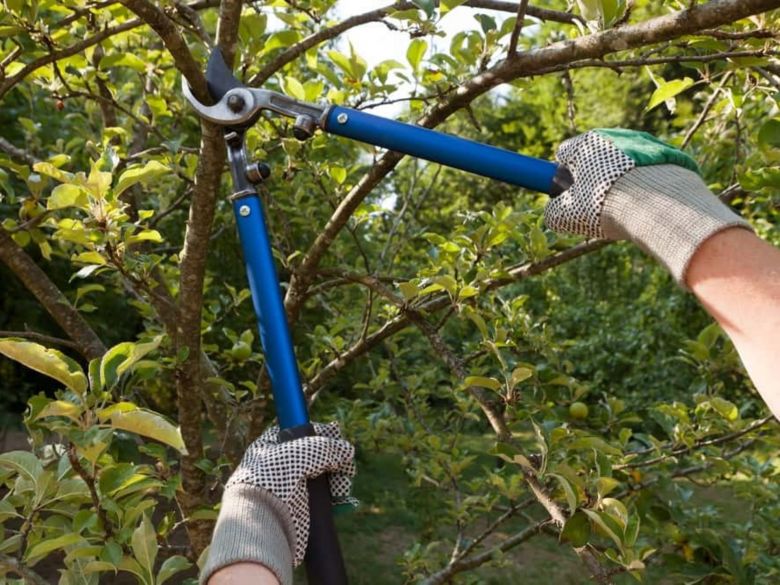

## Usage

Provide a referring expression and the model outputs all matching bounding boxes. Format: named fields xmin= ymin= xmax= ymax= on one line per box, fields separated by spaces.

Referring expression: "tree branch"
xmin=615 ymin=414 xmax=777 ymax=470
xmin=285 ymin=0 xmax=777 ymax=328
xmin=307 ymin=240 xmax=608 ymax=396
xmin=119 ymin=0 xmax=210 ymax=103
xmin=422 ymin=519 xmax=549 ymax=584
xmin=0 ymin=229 xmax=106 ymax=360
xmin=0 ymin=137 xmax=37 ymax=166
xmin=0 ymin=330 xmax=80 ymax=350
xmin=507 ymin=0 xmax=529 ymax=57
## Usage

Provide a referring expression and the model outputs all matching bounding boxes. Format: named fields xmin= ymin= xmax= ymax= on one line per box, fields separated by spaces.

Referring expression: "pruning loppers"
xmin=182 ymin=48 xmax=572 ymax=585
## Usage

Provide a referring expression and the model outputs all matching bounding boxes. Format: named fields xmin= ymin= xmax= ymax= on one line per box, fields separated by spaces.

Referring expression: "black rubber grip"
xmin=279 ymin=423 xmax=349 ymax=585
xmin=549 ymin=164 xmax=574 ymax=197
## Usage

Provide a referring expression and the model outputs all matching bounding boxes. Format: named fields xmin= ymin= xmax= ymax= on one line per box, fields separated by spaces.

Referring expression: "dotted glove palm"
xmin=201 ymin=422 xmax=356 ymax=585
xmin=544 ymin=128 xmax=752 ymax=285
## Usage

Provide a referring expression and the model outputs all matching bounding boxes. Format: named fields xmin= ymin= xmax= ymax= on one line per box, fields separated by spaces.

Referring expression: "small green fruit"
xmin=229 ymin=341 xmax=252 ymax=361
xmin=569 ymin=401 xmax=589 ymax=420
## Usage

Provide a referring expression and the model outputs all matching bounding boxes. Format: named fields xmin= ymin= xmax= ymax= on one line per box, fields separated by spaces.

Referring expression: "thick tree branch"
xmin=119 ymin=0 xmax=210 ymax=102
xmin=0 ymin=230 xmax=106 ymax=360
xmin=285 ymin=0 xmax=778 ymax=327
xmin=170 ymin=0 xmax=245 ymax=554
xmin=249 ymin=1 xmax=578 ymax=86
xmin=0 ymin=330 xmax=80 ymax=350
xmin=420 ymin=0 xmax=780 ymax=127
xmin=0 ymin=137 xmax=38 ymax=166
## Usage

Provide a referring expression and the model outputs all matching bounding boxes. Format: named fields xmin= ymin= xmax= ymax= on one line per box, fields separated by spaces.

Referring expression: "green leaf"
xmin=758 ymin=118 xmax=780 ymax=150
xmin=98 ymin=463 xmax=138 ymax=495
xmin=157 ymin=555 xmax=191 ymax=585
xmin=106 ymin=409 xmax=187 ymax=454
xmin=602 ymin=497 xmax=628 ymax=529
xmin=411 ymin=0 xmax=435 ymax=17
xmin=399 ymin=281 xmax=418 ymax=301
xmin=440 ymin=0 xmax=467 ymax=14
xmin=283 ymin=76 xmax=306 ymax=101
xmin=407 ymin=39 xmax=427 ymax=72
xmin=100 ymin=337 xmax=162 ymax=389
xmin=0 ymin=339 xmax=87 ymax=394
xmin=710 ymin=397 xmax=739 ymax=421
xmin=464 ymin=376 xmax=501 ymax=391
xmin=33 ymin=161 xmax=73 ymax=183
xmin=118 ymin=556 xmax=149 ymax=585
xmin=550 ymin=473 xmax=578 ymax=513
xmin=35 ymin=399 xmax=83 ymax=422
xmin=82 ymin=561 xmax=117 ymax=575
xmin=48 ymin=183 xmax=88 ymax=210
xmin=131 ymin=515 xmax=158 ymax=579
xmin=126 ymin=229 xmax=163 ymax=245
xmin=0 ymin=451 xmax=43 ymax=485
xmin=114 ymin=161 xmax=169 ymax=197
xmin=645 ymin=78 xmax=694 ymax=112
xmin=568 ymin=436 xmax=621 ymax=456
xmin=329 ymin=166 xmax=347 ymax=185
xmin=73 ymin=251 xmax=106 ymax=265
xmin=596 ymin=477 xmax=620 ymax=497
xmin=560 ymin=510 xmax=591 ymax=547
xmin=26 ymin=534 xmax=84 ymax=562
xmin=510 ymin=366 xmax=533 ymax=388
xmin=583 ymin=509 xmax=624 ymax=551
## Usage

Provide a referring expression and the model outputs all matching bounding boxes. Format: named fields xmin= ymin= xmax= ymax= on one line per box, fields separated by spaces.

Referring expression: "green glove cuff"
xmin=593 ymin=128 xmax=700 ymax=174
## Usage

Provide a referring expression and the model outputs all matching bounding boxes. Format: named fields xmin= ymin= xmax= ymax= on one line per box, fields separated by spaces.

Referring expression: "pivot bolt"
xmin=246 ymin=162 xmax=271 ymax=184
xmin=239 ymin=205 xmax=251 ymax=217
xmin=336 ymin=112 xmax=348 ymax=124
xmin=227 ymin=93 xmax=245 ymax=113
xmin=293 ymin=114 xmax=317 ymax=140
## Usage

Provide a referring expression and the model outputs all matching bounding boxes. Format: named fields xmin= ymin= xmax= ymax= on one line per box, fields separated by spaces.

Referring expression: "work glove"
xmin=544 ymin=128 xmax=752 ymax=285
xmin=200 ymin=422 xmax=357 ymax=585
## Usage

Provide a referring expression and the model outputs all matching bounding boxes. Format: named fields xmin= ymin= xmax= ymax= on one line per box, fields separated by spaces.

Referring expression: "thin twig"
xmin=507 ymin=0 xmax=530 ymax=57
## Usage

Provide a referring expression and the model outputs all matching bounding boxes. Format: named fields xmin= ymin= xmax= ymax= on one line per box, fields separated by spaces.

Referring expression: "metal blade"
xmin=206 ymin=48 xmax=244 ymax=102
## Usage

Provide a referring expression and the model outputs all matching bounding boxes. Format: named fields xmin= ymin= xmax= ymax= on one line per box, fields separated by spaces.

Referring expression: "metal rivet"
xmin=239 ymin=205 xmax=251 ymax=217
xmin=227 ymin=94 xmax=245 ymax=113
xmin=336 ymin=112 xmax=348 ymax=124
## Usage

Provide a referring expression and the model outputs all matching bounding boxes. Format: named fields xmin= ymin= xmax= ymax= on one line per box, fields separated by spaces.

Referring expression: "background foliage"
xmin=0 ymin=0 xmax=779 ymax=583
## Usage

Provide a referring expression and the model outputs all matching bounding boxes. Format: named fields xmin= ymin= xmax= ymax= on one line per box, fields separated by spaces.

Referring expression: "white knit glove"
xmin=201 ymin=422 xmax=356 ymax=585
xmin=544 ymin=128 xmax=753 ymax=284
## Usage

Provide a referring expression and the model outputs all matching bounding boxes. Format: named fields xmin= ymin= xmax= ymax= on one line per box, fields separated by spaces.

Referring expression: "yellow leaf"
xmin=0 ymin=339 xmax=87 ymax=394
xmin=107 ymin=409 xmax=187 ymax=454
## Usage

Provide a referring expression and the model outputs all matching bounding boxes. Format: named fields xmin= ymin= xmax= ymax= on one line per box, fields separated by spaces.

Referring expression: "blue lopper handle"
xmin=322 ymin=106 xmax=572 ymax=196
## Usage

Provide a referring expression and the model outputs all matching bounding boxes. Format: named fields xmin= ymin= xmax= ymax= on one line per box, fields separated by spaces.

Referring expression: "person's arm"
xmin=687 ymin=227 xmax=780 ymax=416
xmin=201 ymin=423 xmax=357 ymax=585
xmin=544 ymin=128 xmax=778 ymax=419
xmin=208 ymin=562 xmax=280 ymax=585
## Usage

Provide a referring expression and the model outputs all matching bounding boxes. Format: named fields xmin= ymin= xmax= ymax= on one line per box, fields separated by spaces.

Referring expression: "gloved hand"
xmin=544 ymin=128 xmax=753 ymax=285
xmin=200 ymin=422 xmax=357 ymax=585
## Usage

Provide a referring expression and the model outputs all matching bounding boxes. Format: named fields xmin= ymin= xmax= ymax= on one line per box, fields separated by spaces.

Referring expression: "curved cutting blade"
xmin=206 ymin=48 xmax=244 ymax=102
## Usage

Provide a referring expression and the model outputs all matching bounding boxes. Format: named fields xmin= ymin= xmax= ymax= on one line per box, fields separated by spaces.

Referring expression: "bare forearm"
xmin=687 ymin=227 xmax=780 ymax=417
xmin=208 ymin=562 xmax=280 ymax=585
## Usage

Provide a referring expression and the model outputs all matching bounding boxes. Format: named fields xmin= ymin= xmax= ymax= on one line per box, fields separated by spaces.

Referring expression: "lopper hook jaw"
xmin=182 ymin=48 xmax=328 ymax=134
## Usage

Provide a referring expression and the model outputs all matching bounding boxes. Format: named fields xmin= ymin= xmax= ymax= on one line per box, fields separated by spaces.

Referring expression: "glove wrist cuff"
xmin=602 ymin=165 xmax=753 ymax=286
xmin=200 ymin=485 xmax=295 ymax=585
